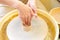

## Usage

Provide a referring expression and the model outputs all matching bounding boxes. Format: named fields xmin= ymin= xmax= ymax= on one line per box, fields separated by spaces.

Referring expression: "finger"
xmin=30 ymin=4 xmax=37 ymax=14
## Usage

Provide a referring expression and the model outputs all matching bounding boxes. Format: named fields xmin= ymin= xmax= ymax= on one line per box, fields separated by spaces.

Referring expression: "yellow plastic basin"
xmin=0 ymin=9 xmax=59 ymax=40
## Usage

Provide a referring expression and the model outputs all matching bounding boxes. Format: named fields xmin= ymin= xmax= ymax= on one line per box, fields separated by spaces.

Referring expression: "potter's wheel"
xmin=6 ymin=16 xmax=48 ymax=40
xmin=0 ymin=10 xmax=59 ymax=40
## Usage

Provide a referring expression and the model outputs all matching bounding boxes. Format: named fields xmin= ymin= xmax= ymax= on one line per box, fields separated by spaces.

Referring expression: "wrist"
xmin=13 ymin=1 xmax=26 ymax=10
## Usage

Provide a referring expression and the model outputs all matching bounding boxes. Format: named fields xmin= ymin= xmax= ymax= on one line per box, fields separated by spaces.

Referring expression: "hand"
xmin=18 ymin=5 xmax=34 ymax=26
xmin=18 ymin=0 xmax=37 ymax=26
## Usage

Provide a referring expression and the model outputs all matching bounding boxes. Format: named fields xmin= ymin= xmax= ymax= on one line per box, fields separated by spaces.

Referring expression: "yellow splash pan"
xmin=50 ymin=7 xmax=60 ymax=29
xmin=0 ymin=9 xmax=59 ymax=40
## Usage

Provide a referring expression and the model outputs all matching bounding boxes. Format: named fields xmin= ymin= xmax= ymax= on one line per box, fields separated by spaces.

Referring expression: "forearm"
xmin=0 ymin=0 xmax=26 ymax=10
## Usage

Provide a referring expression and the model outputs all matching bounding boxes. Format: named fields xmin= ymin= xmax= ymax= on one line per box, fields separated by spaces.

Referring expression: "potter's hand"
xmin=18 ymin=4 xmax=34 ymax=26
xmin=19 ymin=0 xmax=37 ymax=26
xmin=0 ymin=0 xmax=36 ymax=26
